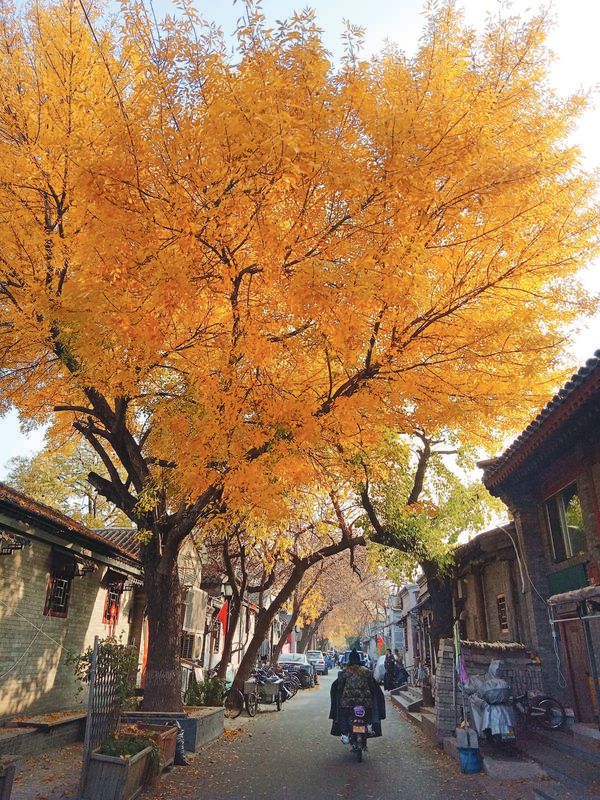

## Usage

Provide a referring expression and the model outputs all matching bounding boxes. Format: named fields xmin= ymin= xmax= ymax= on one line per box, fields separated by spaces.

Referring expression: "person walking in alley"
xmin=383 ymin=648 xmax=398 ymax=691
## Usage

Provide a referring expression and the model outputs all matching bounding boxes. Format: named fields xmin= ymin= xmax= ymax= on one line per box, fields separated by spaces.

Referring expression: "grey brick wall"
xmin=435 ymin=639 xmax=543 ymax=741
xmin=0 ymin=539 xmax=135 ymax=719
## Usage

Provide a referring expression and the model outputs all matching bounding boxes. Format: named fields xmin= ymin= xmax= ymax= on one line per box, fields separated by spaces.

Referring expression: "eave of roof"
xmin=455 ymin=522 xmax=515 ymax=564
xmin=0 ymin=482 xmax=137 ymax=563
xmin=93 ymin=527 xmax=140 ymax=560
xmin=482 ymin=351 xmax=600 ymax=489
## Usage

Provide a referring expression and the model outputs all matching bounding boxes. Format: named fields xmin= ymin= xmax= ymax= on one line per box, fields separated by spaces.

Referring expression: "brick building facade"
xmin=455 ymin=523 xmax=530 ymax=645
xmin=480 ymin=352 xmax=600 ymax=723
xmin=0 ymin=483 xmax=143 ymax=719
xmin=0 ymin=482 xmax=209 ymax=719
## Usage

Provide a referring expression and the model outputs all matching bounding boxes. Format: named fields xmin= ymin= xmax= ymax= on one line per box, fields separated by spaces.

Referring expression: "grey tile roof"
xmin=482 ymin=350 xmax=600 ymax=486
xmin=0 ymin=482 xmax=136 ymax=562
xmin=93 ymin=527 xmax=140 ymax=560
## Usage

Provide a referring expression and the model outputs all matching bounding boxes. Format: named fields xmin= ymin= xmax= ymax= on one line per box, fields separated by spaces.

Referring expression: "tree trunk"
xmin=217 ymin=598 xmax=242 ymax=680
xmin=422 ymin=558 xmax=454 ymax=663
xmin=231 ymin=606 xmax=277 ymax=692
xmin=232 ymin=564 xmax=305 ymax=692
xmin=141 ymin=545 xmax=185 ymax=711
xmin=296 ymin=624 xmax=314 ymax=654
xmin=271 ymin=607 xmax=299 ymax=665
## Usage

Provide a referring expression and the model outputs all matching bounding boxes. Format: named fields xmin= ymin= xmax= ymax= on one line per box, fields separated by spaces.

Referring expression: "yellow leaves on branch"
xmin=0 ymin=0 xmax=597 ymax=513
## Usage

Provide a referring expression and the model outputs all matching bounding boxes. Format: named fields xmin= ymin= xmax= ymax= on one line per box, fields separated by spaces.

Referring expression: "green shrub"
xmin=184 ymin=675 xmax=225 ymax=707
xmin=99 ymin=733 xmax=160 ymax=776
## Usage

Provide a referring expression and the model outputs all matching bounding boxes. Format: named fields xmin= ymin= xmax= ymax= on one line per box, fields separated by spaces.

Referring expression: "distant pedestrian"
xmin=383 ymin=648 xmax=398 ymax=691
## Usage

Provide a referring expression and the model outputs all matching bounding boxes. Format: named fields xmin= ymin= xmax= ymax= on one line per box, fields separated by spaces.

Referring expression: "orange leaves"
xmin=0 ymin=0 xmax=597 ymax=522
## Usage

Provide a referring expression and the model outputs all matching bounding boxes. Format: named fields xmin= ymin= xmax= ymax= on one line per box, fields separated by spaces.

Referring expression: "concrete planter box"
xmin=80 ymin=745 xmax=153 ymax=800
xmin=0 ymin=756 xmax=17 ymax=800
xmin=0 ymin=713 xmax=86 ymax=756
xmin=121 ymin=707 xmax=224 ymax=752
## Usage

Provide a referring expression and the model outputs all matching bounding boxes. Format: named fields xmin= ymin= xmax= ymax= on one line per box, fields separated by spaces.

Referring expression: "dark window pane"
xmin=546 ymin=497 xmax=567 ymax=562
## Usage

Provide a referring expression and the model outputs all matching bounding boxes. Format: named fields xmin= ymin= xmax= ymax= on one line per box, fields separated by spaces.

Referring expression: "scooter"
xmin=465 ymin=660 xmax=516 ymax=744
xmin=349 ymin=705 xmax=368 ymax=762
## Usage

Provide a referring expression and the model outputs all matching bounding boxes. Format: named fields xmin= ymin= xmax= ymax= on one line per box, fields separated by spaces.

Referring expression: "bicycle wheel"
xmin=282 ymin=679 xmax=296 ymax=699
xmin=223 ymin=687 xmax=244 ymax=719
xmin=527 ymin=696 xmax=566 ymax=730
xmin=245 ymin=691 xmax=258 ymax=717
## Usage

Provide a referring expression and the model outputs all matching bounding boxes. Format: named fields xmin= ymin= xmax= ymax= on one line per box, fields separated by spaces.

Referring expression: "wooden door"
xmin=561 ymin=619 xmax=595 ymax=722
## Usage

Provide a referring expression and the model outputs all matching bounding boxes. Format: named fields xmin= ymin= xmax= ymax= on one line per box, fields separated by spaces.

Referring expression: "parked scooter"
xmin=464 ymin=660 xmax=516 ymax=743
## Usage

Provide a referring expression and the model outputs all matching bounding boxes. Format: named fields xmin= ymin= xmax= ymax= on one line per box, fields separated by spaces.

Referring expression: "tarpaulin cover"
xmin=547 ymin=584 xmax=600 ymax=606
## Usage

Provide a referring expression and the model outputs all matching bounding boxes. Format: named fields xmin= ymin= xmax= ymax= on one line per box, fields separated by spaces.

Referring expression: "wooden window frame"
xmin=212 ymin=620 xmax=221 ymax=653
xmin=545 ymin=482 xmax=587 ymax=563
xmin=103 ymin=584 xmax=123 ymax=626
xmin=44 ymin=574 xmax=72 ymax=618
xmin=496 ymin=593 xmax=509 ymax=635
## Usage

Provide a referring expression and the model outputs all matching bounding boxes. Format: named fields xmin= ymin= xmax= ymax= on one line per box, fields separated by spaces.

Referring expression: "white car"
xmin=306 ymin=650 xmax=328 ymax=675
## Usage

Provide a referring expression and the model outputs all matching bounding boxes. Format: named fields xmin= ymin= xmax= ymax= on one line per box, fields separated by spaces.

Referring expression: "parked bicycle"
xmin=205 ymin=668 xmax=245 ymax=719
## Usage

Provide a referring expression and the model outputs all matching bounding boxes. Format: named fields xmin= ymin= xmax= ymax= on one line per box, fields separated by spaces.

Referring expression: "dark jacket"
xmin=329 ymin=673 xmax=386 ymax=737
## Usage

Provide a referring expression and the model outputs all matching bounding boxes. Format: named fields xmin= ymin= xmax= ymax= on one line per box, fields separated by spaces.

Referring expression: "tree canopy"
xmin=0 ymin=0 xmax=597 ymax=708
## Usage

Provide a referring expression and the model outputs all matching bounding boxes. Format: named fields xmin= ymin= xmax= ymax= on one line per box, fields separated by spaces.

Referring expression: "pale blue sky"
xmin=1 ymin=0 xmax=599 ymax=477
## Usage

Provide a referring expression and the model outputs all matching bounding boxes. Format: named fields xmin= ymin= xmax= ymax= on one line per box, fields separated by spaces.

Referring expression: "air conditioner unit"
xmin=183 ymin=587 xmax=208 ymax=634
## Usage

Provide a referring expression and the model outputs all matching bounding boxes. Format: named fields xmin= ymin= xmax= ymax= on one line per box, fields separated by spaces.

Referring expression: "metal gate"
xmin=79 ymin=636 xmax=122 ymax=795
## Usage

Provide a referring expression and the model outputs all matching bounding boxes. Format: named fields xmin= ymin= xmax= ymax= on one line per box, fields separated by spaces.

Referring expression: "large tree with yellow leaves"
xmin=0 ymin=0 xmax=597 ymax=709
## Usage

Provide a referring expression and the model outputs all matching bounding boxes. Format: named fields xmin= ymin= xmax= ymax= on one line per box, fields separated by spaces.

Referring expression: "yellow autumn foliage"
xmin=0 ymin=0 xmax=597 ymax=523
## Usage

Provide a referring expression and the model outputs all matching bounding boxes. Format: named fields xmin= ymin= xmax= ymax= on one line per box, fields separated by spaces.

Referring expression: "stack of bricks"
xmin=434 ymin=638 xmax=542 ymax=742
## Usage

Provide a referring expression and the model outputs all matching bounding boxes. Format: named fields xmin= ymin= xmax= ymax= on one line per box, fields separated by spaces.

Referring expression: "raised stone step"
xmin=0 ymin=727 xmax=37 ymax=756
xmin=391 ymin=687 xmax=423 ymax=712
xmin=530 ymin=725 xmax=600 ymax=766
xmin=420 ymin=709 xmax=437 ymax=741
xmin=482 ymin=752 xmax=546 ymax=781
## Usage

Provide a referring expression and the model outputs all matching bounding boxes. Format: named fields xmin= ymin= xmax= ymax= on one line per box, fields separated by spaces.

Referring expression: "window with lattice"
xmin=103 ymin=585 xmax=123 ymax=625
xmin=44 ymin=575 xmax=72 ymax=618
xmin=496 ymin=594 xmax=509 ymax=634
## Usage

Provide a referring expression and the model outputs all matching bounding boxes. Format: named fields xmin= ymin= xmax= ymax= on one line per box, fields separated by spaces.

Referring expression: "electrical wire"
xmin=0 ymin=598 xmax=68 ymax=681
xmin=497 ymin=523 xmax=567 ymax=689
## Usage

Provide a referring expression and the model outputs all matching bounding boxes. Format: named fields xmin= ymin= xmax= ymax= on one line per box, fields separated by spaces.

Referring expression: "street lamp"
xmin=222 ymin=582 xmax=234 ymax=600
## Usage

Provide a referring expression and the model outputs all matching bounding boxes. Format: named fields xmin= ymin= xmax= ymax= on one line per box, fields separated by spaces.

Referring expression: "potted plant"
xmin=120 ymin=723 xmax=178 ymax=770
xmin=0 ymin=756 xmax=18 ymax=800
xmin=80 ymin=730 xmax=160 ymax=800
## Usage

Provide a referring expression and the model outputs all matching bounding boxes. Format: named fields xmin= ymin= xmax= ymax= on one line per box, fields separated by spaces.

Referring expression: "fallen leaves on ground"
xmin=222 ymin=728 xmax=242 ymax=741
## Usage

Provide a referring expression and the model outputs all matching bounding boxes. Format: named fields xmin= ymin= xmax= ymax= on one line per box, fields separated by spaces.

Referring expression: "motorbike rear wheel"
xmin=355 ymin=744 xmax=363 ymax=762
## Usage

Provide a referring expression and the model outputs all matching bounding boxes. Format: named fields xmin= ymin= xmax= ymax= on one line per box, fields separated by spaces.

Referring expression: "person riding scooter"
xmin=329 ymin=649 xmax=386 ymax=743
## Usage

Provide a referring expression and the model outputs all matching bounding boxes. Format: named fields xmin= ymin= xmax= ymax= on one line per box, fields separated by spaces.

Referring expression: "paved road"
xmin=143 ymin=674 xmax=495 ymax=800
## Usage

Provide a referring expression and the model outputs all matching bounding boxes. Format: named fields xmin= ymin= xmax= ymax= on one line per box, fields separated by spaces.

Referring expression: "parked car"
xmin=306 ymin=650 xmax=328 ymax=675
xmin=277 ymin=653 xmax=316 ymax=687
xmin=339 ymin=650 xmax=369 ymax=667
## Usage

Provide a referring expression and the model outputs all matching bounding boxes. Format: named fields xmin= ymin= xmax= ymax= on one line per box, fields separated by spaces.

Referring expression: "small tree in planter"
xmin=68 ymin=636 xmax=139 ymax=710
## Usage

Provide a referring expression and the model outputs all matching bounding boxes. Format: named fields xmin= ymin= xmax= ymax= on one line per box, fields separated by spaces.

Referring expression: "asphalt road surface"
xmin=143 ymin=673 xmax=496 ymax=800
